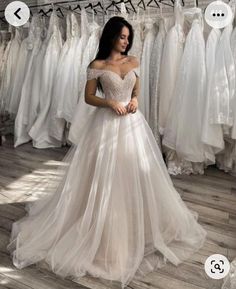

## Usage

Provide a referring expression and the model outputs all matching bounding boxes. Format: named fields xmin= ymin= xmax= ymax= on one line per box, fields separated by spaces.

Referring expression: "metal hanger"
xmin=73 ymin=3 xmax=81 ymax=12
xmin=38 ymin=8 xmax=53 ymax=17
xmin=56 ymin=7 xmax=64 ymax=18
xmin=147 ymin=0 xmax=160 ymax=9
xmin=93 ymin=1 xmax=107 ymax=14
xmin=124 ymin=0 xmax=136 ymax=13
xmin=137 ymin=0 xmax=146 ymax=10
xmin=84 ymin=2 xmax=97 ymax=15
xmin=105 ymin=1 xmax=121 ymax=13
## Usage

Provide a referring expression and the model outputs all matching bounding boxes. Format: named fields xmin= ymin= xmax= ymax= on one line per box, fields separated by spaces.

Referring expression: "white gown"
xmin=158 ymin=0 xmax=185 ymax=135
xmin=201 ymin=27 xmax=223 ymax=162
xmin=149 ymin=17 xmax=167 ymax=148
xmin=207 ymin=0 xmax=235 ymax=128
xmin=27 ymin=25 xmax=48 ymax=134
xmin=231 ymin=25 xmax=236 ymax=139
xmin=8 ymin=65 xmax=207 ymax=289
xmin=222 ymin=258 xmax=236 ymax=289
xmin=75 ymin=9 xmax=90 ymax=93
xmin=139 ymin=18 xmax=157 ymax=122
xmin=14 ymin=20 xmax=43 ymax=147
xmin=28 ymin=12 xmax=63 ymax=149
xmin=0 ymin=27 xmax=21 ymax=112
xmin=77 ymin=20 xmax=101 ymax=103
xmin=49 ymin=12 xmax=76 ymax=142
xmin=163 ymin=15 xmax=210 ymax=174
xmin=0 ymin=35 xmax=10 ymax=110
xmin=129 ymin=17 xmax=143 ymax=62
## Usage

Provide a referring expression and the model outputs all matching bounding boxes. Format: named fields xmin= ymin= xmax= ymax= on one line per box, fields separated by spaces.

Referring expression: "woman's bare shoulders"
xmin=88 ymin=60 xmax=104 ymax=70
xmin=89 ymin=56 xmax=139 ymax=70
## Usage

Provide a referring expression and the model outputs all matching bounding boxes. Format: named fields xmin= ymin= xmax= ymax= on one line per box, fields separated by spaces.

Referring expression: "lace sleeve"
xmin=133 ymin=66 xmax=140 ymax=78
xmin=86 ymin=68 xmax=103 ymax=80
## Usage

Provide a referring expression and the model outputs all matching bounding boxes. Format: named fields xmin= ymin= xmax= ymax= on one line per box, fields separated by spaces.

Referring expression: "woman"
xmin=7 ymin=16 xmax=207 ymax=289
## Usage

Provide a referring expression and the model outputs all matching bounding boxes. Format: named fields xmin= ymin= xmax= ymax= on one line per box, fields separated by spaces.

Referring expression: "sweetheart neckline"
xmin=88 ymin=67 xmax=138 ymax=80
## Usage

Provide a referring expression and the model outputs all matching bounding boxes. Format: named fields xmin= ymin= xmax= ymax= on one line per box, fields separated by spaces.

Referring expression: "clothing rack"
xmin=0 ymin=0 xmax=191 ymax=18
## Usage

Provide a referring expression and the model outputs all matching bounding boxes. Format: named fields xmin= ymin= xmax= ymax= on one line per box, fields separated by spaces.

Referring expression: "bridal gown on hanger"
xmin=28 ymin=12 xmax=63 ymax=149
xmin=8 ymin=16 xmax=38 ymax=115
xmin=139 ymin=17 xmax=157 ymax=122
xmin=158 ymin=0 xmax=185 ymax=135
xmin=212 ymin=0 xmax=236 ymax=173
xmin=149 ymin=17 xmax=168 ymax=149
xmin=163 ymin=10 xmax=211 ymax=175
xmin=129 ymin=15 xmax=143 ymax=62
xmin=0 ymin=27 xmax=21 ymax=112
xmin=201 ymin=27 xmax=223 ymax=162
xmin=49 ymin=12 xmax=76 ymax=143
xmin=14 ymin=17 xmax=44 ymax=147
xmin=8 ymin=61 xmax=207 ymax=288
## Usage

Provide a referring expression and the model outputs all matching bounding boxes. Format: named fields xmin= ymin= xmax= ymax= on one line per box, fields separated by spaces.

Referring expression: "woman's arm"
xmin=84 ymin=79 xmax=110 ymax=108
xmin=84 ymin=76 xmax=128 ymax=115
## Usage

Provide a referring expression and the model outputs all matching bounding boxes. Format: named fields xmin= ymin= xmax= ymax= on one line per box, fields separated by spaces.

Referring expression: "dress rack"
xmin=0 ymin=0 xmax=193 ymax=19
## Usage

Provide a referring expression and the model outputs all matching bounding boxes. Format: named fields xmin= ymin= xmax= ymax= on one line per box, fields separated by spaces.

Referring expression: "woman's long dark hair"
xmin=96 ymin=16 xmax=134 ymax=60
xmin=90 ymin=16 xmax=134 ymax=92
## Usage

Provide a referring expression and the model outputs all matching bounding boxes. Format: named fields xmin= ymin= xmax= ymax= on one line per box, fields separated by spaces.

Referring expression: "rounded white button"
xmin=204 ymin=254 xmax=230 ymax=279
xmin=5 ymin=1 xmax=30 ymax=27
xmin=205 ymin=1 xmax=233 ymax=29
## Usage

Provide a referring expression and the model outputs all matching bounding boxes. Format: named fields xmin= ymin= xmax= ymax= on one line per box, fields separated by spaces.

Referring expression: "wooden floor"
xmin=0 ymin=136 xmax=236 ymax=289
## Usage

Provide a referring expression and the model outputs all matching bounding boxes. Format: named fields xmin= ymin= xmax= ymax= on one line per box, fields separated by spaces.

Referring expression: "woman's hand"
xmin=107 ymin=99 xmax=128 ymax=115
xmin=126 ymin=97 xmax=138 ymax=113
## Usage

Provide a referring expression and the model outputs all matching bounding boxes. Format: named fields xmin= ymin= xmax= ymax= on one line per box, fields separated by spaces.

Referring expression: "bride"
xmin=7 ymin=16 xmax=207 ymax=289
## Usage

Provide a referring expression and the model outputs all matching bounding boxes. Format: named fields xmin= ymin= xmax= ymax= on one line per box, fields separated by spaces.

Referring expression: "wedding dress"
xmin=0 ymin=31 xmax=12 ymax=112
xmin=201 ymin=27 xmax=223 ymax=162
xmin=222 ymin=258 xmax=236 ymax=289
xmin=163 ymin=12 xmax=210 ymax=175
xmin=158 ymin=0 xmax=185 ymax=135
xmin=0 ymin=27 xmax=21 ymax=112
xmin=208 ymin=0 xmax=235 ymax=128
xmin=149 ymin=17 xmax=167 ymax=148
xmin=28 ymin=12 xmax=63 ymax=148
xmin=8 ymin=63 xmax=207 ymax=289
xmin=14 ymin=17 xmax=43 ymax=147
xmin=129 ymin=16 xmax=143 ymax=62
xmin=48 ymin=12 xmax=76 ymax=143
xmin=139 ymin=17 xmax=157 ymax=122
xmin=77 ymin=19 xmax=101 ymax=105
xmin=231 ymin=24 xmax=236 ymax=139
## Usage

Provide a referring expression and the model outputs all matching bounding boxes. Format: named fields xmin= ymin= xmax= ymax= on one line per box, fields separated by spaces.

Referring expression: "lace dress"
xmin=207 ymin=0 xmax=235 ymax=128
xmin=8 ymin=16 xmax=38 ymax=115
xmin=149 ymin=17 xmax=167 ymax=148
xmin=163 ymin=14 xmax=209 ymax=175
xmin=28 ymin=12 xmax=63 ymax=149
xmin=48 ymin=12 xmax=76 ymax=143
xmin=14 ymin=16 xmax=43 ymax=147
xmin=129 ymin=17 xmax=143 ymax=62
xmin=222 ymin=258 xmax=236 ymax=289
xmin=77 ymin=20 xmax=101 ymax=103
xmin=158 ymin=0 xmax=185 ymax=135
xmin=201 ymin=27 xmax=223 ymax=162
xmin=8 ymin=65 xmax=206 ymax=289
xmin=139 ymin=18 xmax=157 ymax=122
xmin=0 ymin=27 xmax=21 ymax=112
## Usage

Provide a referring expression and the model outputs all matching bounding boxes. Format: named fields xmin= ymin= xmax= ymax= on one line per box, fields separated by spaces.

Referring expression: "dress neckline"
xmin=88 ymin=66 xmax=139 ymax=80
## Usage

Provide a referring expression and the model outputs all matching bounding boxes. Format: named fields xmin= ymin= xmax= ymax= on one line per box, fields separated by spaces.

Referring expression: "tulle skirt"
xmin=7 ymin=105 xmax=207 ymax=288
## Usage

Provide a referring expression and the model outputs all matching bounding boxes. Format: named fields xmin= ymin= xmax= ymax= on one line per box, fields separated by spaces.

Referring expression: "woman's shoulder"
xmin=88 ymin=59 xmax=105 ymax=70
xmin=128 ymin=55 xmax=139 ymax=67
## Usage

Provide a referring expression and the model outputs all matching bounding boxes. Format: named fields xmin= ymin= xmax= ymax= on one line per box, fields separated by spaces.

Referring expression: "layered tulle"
xmin=8 ymin=103 xmax=207 ymax=288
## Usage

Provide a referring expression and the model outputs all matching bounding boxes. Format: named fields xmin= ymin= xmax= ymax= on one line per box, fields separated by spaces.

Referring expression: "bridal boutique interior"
xmin=0 ymin=0 xmax=236 ymax=288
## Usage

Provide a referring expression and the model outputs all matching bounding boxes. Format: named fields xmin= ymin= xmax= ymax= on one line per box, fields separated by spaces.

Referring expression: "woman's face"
xmin=113 ymin=26 xmax=130 ymax=53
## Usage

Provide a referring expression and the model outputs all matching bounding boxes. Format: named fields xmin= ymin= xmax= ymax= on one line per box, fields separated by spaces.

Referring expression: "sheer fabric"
xmin=8 ymin=65 xmax=207 ymax=288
